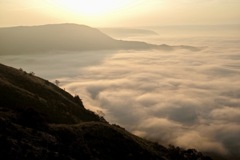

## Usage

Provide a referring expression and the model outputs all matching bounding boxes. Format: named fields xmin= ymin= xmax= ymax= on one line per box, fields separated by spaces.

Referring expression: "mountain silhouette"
xmin=0 ymin=23 xmax=200 ymax=55
xmin=0 ymin=63 xmax=212 ymax=160
xmin=99 ymin=27 xmax=159 ymax=37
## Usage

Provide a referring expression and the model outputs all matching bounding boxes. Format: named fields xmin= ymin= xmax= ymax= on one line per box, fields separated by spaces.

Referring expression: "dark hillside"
xmin=0 ymin=63 xmax=212 ymax=160
xmin=0 ymin=63 xmax=103 ymax=124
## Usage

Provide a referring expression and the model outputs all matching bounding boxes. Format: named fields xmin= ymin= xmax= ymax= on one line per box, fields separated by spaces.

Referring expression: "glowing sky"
xmin=1 ymin=0 xmax=240 ymax=27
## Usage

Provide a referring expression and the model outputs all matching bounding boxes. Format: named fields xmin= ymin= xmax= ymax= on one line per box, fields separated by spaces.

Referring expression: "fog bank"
xmin=1 ymin=30 xmax=240 ymax=158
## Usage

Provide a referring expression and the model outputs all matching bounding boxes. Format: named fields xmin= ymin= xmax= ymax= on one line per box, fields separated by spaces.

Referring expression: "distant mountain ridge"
xmin=0 ymin=23 xmax=200 ymax=55
xmin=0 ymin=63 xmax=213 ymax=160
xmin=99 ymin=27 xmax=159 ymax=37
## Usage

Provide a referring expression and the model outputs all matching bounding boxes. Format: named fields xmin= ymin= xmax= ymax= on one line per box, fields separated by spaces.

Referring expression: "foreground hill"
xmin=0 ymin=23 xmax=200 ymax=55
xmin=0 ymin=63 xmax=212 ymax=160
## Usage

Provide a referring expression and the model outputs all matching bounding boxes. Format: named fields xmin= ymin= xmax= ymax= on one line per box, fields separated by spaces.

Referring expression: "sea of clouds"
xmin=62 ymin=38 xmax=240 ymax=157
xmin=1 ymin=31 xmax=240 ymax=158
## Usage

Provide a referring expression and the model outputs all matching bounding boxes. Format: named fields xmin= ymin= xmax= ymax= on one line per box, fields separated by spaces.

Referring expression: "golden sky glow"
xmin=49 ymin=0 xmax=135 ymax=16
xmin=0 ymin=0 xmax=240 ymax=27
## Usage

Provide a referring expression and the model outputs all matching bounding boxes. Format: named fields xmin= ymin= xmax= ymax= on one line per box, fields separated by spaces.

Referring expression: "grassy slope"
xmin=0 ymin=63 xmax=103 ymax=124
xmin=0 ymin=63 xmax=212 ymax=160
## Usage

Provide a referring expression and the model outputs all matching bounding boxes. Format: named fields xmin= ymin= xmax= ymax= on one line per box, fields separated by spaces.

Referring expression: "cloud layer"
xmin=1 ymin=35 xmax=239 ymax=158
xmin=61 ymin=37 xmax=240 ymax=158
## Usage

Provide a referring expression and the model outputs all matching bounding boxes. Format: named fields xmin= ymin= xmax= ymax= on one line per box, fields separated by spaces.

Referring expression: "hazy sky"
xmin=1 ymin=0 xmax=240 ymax=27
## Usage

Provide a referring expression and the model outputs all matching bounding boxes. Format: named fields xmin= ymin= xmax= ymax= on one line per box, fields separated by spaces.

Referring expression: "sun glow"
xmin=50 ymin=0 xmax=135 ymax=16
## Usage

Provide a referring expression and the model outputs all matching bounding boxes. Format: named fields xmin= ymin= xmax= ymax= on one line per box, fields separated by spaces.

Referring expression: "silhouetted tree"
xmin=55 ymin=80 xmax=60 ymax=86
xmin=74 ymin=95 xmax=83 ymax=106
xmin=29 ymin=72 xmax=35 ymax=76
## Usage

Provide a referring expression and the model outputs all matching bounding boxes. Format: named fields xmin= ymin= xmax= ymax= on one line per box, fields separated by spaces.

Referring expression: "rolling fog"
xmin=1 ymin=26 xmax=240 ymax=158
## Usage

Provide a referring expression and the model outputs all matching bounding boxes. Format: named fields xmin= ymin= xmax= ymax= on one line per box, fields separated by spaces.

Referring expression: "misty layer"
xmin=59 ymin=38 xmax=240 ymax=158
xmin=0 ymin=30 xmax=239 ymax=159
